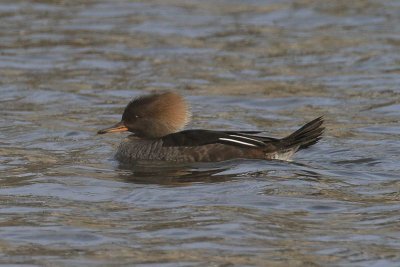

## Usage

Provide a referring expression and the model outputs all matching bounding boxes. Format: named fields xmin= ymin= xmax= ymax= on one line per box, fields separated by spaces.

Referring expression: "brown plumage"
xmin=98 ymin=92 xmax=324 ymax=163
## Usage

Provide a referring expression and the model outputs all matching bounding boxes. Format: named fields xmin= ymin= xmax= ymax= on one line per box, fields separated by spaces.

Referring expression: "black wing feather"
xmin=161 ymin=117 xmax=324 ymax=151
xmin=162 ymin=130 xmax=273 ymax=148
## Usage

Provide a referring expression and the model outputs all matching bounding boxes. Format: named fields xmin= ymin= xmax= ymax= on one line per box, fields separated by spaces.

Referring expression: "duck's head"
xmin=97 ymin=92 xmax=191 ymax=138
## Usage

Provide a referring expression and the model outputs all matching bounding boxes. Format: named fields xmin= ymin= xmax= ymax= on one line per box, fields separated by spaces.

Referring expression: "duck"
xmin=97 ymin=92 xmax=324 ymax=163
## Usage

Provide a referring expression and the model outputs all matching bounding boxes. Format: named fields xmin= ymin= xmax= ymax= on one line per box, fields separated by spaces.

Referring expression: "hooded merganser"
xmin=98 ymin=92 xmax=324 ymax=163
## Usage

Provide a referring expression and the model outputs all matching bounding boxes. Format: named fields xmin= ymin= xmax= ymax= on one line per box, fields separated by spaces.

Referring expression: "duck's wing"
xmin=161 ymin=129 xmax=277 ymax=148
xmin=161 ymin=117 xmax=324 ymax=151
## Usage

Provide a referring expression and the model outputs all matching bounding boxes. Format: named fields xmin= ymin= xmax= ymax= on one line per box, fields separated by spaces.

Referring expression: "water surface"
xmin=1 ymin=0 xmax=400 ymax=266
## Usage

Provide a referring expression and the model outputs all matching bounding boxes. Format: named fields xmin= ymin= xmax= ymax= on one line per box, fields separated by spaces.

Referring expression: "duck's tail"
xmin=280 ymin=116 xmax=324 ymax=151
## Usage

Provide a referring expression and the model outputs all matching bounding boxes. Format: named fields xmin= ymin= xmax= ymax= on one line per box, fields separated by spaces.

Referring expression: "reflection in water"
xmin=118 ymin=161 xmax=234 ymax=185
xmin=118 ymin=160 xmax=273 ymax=185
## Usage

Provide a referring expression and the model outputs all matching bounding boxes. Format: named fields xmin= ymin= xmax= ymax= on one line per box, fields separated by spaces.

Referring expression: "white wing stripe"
xmin=219 ymin=138 xmax=258 ymax=147
xmin=229 ymin=134 xmax=265 ymax=144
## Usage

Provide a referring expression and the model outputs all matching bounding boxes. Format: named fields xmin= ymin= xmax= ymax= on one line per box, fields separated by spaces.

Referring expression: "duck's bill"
xmin=97 ymin=122 xmax=128 ymax=134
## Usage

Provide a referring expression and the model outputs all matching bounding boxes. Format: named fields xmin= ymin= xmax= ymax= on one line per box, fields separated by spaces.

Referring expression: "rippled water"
xmin=1 ymin=0 xmax=400 ymax=266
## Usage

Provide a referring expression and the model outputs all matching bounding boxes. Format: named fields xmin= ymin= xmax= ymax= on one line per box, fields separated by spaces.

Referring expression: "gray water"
xmin=1 ymin=0 xmax=400 ymax=266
